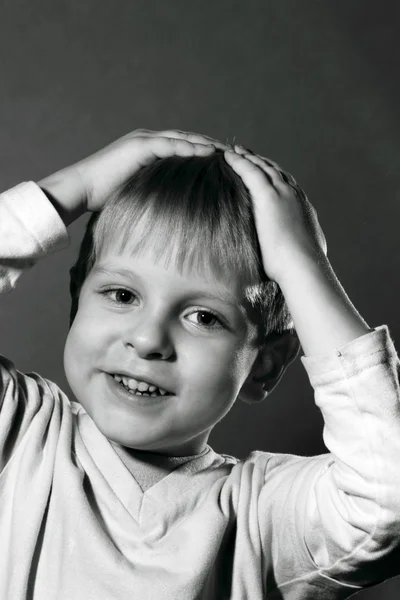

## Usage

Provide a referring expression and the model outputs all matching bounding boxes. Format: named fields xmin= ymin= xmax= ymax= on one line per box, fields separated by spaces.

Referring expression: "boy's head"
xmin=64 ymin=151 xmax=300 ymax=456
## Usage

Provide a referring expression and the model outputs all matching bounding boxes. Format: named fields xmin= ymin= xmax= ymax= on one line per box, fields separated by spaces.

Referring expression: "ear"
xmin=238 ymin=329 xmax=301 ymax=405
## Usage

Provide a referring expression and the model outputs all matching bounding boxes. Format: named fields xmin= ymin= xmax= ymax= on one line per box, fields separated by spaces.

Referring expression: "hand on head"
xmin=224 ymin=145 xmax=328 ymax=285
xmin=38 ymin=129 xmax=229 ymax=225
xmin=77 ymin=129 xmax=230 ymax=212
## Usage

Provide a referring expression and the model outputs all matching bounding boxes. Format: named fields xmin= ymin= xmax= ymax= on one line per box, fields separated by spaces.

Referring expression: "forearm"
xmin=278 ymin=254 xmax=371 ymax=357
xmin=38 ymin=167 xmax=87 ymax=227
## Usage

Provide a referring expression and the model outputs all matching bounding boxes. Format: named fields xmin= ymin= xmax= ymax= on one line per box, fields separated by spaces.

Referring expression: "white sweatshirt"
xmin=1 ymin=182 xmax=400 ymax=600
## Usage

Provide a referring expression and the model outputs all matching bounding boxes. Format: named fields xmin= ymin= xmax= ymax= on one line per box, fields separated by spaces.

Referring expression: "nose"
xmin=124 ymin=311 xmax=174 ymax=360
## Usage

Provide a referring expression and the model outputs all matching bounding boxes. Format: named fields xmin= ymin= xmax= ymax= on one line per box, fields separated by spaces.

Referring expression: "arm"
xmin=224 ymin=147 xmax=400 ymax=589
xmin=277 ymin=253 xmax=400 ymax=586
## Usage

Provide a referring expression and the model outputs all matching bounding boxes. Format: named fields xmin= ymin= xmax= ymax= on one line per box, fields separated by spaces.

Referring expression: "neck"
xmin=110 ymin=442 xmax=208 ymax=468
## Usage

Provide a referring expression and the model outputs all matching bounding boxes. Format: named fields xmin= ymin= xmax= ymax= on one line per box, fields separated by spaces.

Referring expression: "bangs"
xmin=92 ymin=153 xmax=270 ymax=301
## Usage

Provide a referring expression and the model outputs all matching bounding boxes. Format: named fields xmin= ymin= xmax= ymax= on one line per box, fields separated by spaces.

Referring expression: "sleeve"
xmin=0 ymin=181 xmax=69 ymax=295
xmin=257 ymin=325 xmax=400 ymax=599
xmin=0 ymin=182 xmax=70 ymax=470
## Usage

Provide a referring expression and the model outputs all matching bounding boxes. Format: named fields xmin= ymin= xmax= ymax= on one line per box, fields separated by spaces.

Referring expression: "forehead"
xmin=95 ymin=218 xmax=257 ymax=293
xmin=94 ymin=202 xmax=262 ymax=288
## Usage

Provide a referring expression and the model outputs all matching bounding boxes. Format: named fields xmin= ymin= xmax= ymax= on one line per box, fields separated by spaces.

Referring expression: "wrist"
xmin=38 ymin=167 xmax=87 ymax=227
xmin=275 ymin=252 xmax=370 ymax=356
xmin=273 ymin=250 xmax=329 ymax=289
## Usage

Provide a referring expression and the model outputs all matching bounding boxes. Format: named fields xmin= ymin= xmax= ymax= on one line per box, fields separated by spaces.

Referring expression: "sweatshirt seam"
xmin=308 ymin=347 xmax=389 ymax=388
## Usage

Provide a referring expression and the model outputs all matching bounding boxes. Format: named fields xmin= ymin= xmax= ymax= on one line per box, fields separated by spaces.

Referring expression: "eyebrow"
xmin=91 ymin=265 xmax=240 ymax=308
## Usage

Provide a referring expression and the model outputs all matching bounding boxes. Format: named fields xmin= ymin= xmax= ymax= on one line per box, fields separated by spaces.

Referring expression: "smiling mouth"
xmin=110 ymin=374 xmax=173 ymax=397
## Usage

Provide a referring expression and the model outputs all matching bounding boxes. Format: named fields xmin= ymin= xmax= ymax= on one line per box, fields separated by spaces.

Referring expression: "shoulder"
xmin=217 ymin=448 xmax=330 ymax=491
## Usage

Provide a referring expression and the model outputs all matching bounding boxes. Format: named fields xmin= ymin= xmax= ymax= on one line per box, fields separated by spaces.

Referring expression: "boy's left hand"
xmin=224 ymin=146 xmax=328 ymax=285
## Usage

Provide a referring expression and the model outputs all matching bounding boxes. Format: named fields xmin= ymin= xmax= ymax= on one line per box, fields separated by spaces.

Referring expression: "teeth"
xmin=125 ymin=377 xmax=144 ymax=391
xmin=112 ymin=374 xmax=170 ymax=396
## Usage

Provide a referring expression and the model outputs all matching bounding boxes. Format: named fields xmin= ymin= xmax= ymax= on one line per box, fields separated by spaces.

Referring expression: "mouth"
xmin=109 ymin=373 xmax=173 ymax=397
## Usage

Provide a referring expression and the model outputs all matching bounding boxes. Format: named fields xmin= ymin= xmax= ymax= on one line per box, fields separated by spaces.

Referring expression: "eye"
xmin=186 ymin=309 xmax=224 ymax=330
xmin=100 ymin=287 xmax=137 ymax=305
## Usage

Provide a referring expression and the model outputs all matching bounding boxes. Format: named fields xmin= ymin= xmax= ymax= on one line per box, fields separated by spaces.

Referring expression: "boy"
xmin=0 ymin=128 xmax=400 ymax=599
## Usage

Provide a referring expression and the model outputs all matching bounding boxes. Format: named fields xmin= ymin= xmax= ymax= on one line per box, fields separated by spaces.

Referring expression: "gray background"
xmin=1 ymin=1 xmax=400 ymax=597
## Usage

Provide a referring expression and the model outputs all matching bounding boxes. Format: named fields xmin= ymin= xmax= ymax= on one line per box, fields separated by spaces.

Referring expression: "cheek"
xmin=63 ymin=312 xmax=103 ymax=379
xmin=63 ymin=320 xmax=86 ymax=386
xmin=181 ymin=339 xmax=248 ymax=398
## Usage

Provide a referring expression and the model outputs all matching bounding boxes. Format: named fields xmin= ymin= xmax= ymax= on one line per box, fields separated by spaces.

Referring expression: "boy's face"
xmin=64 ymin=244 xmax=262 ymax=456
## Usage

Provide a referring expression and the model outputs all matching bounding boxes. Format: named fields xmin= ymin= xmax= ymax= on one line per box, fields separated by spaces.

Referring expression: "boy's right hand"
xmin=38 ymin=129 xmax=226 ymax=226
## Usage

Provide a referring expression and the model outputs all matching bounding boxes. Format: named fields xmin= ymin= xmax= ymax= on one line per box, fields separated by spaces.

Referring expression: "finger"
xmin=234 ymin=144 xmax=253 ymax=156
xmin=234 ymin=145 xmax=285 ymax=172
xmin=259 ymin=156 xmax=282 ymax=170
xmin=252 ymin=154 xmax=299 ymax=188
xmin=254 ymin=157 xmax=304 ymax=199
xmin=235 ymin=147 xmax=300 ymax=190
xmin=243 ymin=153 xmax=301 ymax=197
xmin=168 ymin=132 xmax=228 ymax=152
xmin=134 ymin=137 xmax=216 ymax=168
xmin=139 ymin=129 xmax=228 ymax=151
xmin=224 ymin=150 xmax=276 ymax=194
xmin=241 ymin=152 xmax=284 ymax=188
